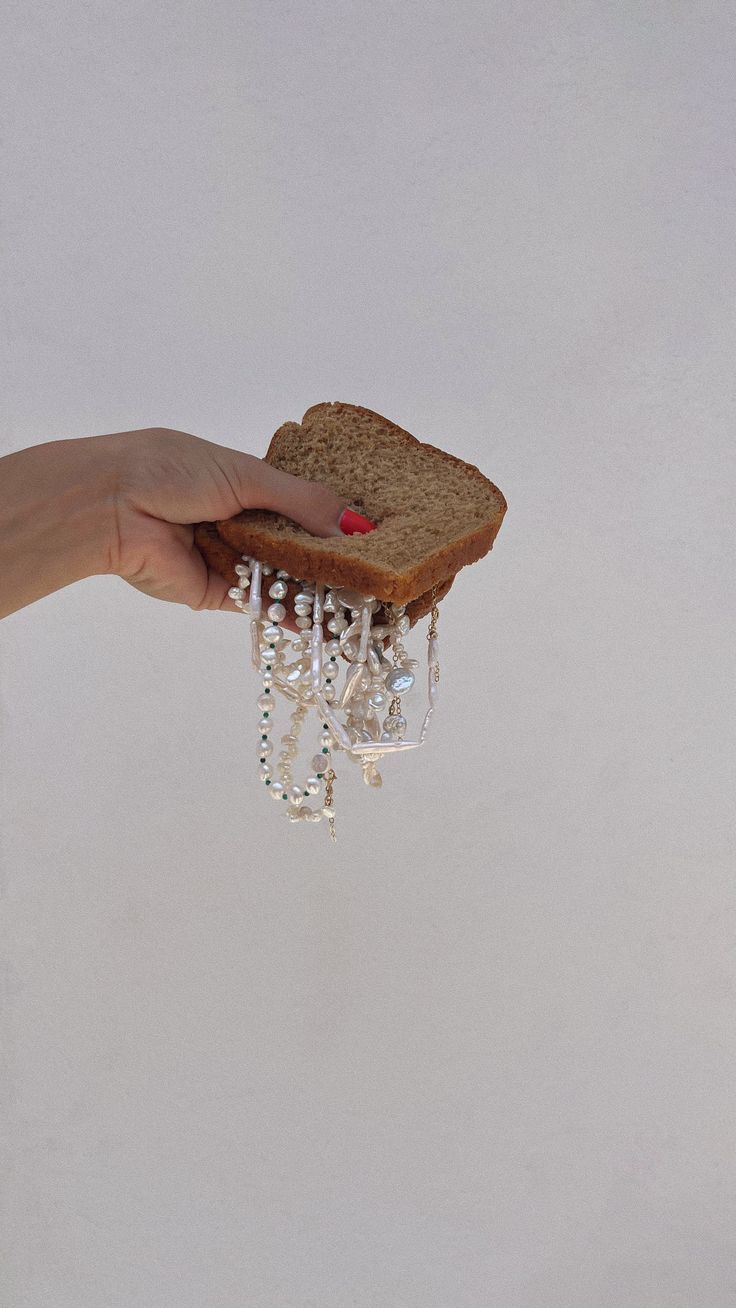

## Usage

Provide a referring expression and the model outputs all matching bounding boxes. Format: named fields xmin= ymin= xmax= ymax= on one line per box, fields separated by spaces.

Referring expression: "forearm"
xmin=0 ymin=436 xmax=118 ymax=619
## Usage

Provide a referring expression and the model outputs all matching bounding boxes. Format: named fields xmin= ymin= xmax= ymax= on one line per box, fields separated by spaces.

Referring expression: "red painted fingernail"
xmin=339 ymin=508 xmax=377 ymax=535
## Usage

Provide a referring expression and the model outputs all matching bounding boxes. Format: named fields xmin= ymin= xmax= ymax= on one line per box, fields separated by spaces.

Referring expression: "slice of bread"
xmin=199 ymin=402 xmax=506 ymax=607
xmin=193 ymin=521 xmax=456 ymax=629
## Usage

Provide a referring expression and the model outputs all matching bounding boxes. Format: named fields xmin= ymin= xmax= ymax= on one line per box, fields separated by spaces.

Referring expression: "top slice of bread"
xmin=214 ymin=402 xmax=507 ymax=605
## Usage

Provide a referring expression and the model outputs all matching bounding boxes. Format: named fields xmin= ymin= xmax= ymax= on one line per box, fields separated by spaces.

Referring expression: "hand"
xmin=109 ymin=427 xmax=364 ymax=612
xmin=0 ymin=426 xmax=376 ymax=620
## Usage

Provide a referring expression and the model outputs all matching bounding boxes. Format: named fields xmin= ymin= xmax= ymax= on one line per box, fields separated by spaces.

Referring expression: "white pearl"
xmin=277 ymin=569 xmax=290 ymax=579
xmin=235 ymin=563 xmax=249 ymax=576
xmin=288 ymin=786 xmax=304 ymax=806
xmin=258 ymin=763 xmax=272 ymax=780
xmin=294 ymin=592 xmax=314 ymax=606
xmin=228 ymin=586 xmax=244 ymax=601
xmin=312 ymin=753 xmax=330 ymax=773
xmin=259 ymin=739 xmax=274 ymax=756
xmin=267 ymin=602 xmax=286 ymax=623
xmin=258 ymin=716 xmax=272 ymax=732
xmin=296 ymin=616 xmax=312 ymax=629
xmin=262 ymin=565 xmax=274 ymax=575
xmin=327 ymin=617 xmax=347 ymax=634
xmin=262 ymin=624 xmax=282 ymax=642
xmin=323 ymin=685 xmax=336 ymax=703
xmin=305 ymin=810 xmax=322 ymax=822
xmin=270 ymin=781 xmax=285 ymax=800
xmin=269 ymin=580 xmax=288 ymax=600
xmin=294 ymin=602 xmax=312 ymax=618
xmin=397 ymin=615 xmax=411 ymax=635
xmin=321 ymin=805 xmax=335 ymax=819
xmin=305 ymin=776 xmax=321 ymax=794
xmin=385 ymin=668 xmax=415 ymax=694
xmin=324 ymin=639 xmax=341 ymax=657
xmin=368 ymin=691 xmax=387 ymax=710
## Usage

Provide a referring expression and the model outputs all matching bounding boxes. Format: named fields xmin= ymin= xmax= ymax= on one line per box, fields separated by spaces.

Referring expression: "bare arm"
xmin=0 ymin=426 xmax=375 ymax=620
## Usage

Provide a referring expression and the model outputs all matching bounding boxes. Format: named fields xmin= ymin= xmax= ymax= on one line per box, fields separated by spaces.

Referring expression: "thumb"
xmin=222 ymin=449 xmax=377 ymax=538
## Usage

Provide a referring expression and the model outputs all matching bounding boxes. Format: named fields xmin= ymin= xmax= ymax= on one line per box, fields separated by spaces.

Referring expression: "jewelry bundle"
xmin=228 ymin=557 xmax=441 ymax=842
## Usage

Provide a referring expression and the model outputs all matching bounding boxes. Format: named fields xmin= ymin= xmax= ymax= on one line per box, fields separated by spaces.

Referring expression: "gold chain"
xmin=323 ymin=767 xmax=337 ymax=843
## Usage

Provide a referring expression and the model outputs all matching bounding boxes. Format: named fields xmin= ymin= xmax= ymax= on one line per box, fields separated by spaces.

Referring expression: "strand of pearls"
xmin=227 ymin=555 xmax=440 ymax=835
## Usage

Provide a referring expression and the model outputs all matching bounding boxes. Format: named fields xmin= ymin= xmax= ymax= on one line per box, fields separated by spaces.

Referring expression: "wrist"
xmin=0 ymin=434 xmax=120 ymax=618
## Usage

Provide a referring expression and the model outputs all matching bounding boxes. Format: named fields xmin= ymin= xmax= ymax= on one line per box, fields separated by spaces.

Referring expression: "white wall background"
xmin=1 ymin=3 xmax=735 ymax=1305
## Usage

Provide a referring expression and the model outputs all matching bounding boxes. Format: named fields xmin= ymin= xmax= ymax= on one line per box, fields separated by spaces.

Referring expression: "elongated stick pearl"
xmin=249 ymin=562 xmax=262 ymax=619
xmin=310 ymin=621 xmax=323 ymax=689
xmin=250 ymin=619 xmax=262 ymax=669
xmin=312 ymin=583 xmax=324 ymax=625
xmin=428 ymin=635 xmax=440 ymax=705
xmin=357 ymin=604 xmax=372 ymax=663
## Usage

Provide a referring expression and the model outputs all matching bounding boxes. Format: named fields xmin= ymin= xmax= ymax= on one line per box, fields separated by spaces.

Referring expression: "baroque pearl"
xmin=262 ymin=624 xmax=281 ymax=642
xmin=385 ymin=668 xmax=415 ymax=694
xmin=228 ymin=586 xmax=244 ymax=601
xmin=268 ymin=602 xmax=286 ymax=623
xmin=269 ymin=580 xmax=288 ymax=599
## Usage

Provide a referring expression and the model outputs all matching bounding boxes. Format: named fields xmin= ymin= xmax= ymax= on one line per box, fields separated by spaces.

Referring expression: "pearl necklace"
xmin=228 ymin=555 xmax=440 ymax=841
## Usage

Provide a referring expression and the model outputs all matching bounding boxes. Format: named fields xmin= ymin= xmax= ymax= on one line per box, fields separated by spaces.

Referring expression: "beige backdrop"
xmin=2 ymin=2 xmax=735 ymax=1305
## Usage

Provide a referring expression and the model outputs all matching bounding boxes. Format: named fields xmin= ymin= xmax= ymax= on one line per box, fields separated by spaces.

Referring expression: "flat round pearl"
xmin=270 ymin=781 xmax=285 ymax=800
xmin=269 ymin=580 xmax=288 ymax=599
xmin=383 ymin=713 xmax=407 ymax=734
xmin=267 ymin=602 xmax=286 ymax=623
xmin=386 ymin=668 xmax=415 ymax=694
xmin=368 ymin=691 xmax=387 ymax=710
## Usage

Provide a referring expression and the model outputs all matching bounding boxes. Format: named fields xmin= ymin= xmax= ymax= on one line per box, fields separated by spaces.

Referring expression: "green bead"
xmin=282 ymin=793 xmax=288 ymax=800
xmin=265 ymin=779 xmax=271 ymax=785
xmin=322 ymin=746 xmax=329 ymax=754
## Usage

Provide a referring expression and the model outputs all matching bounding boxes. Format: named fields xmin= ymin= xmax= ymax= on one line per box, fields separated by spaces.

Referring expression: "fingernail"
xmin=339 ymin=508 xmax=377 ymax=535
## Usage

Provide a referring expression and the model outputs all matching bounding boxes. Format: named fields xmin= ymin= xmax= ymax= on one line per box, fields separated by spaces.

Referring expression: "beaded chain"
xmin=228 ymin=556 xmax=441 ymax=841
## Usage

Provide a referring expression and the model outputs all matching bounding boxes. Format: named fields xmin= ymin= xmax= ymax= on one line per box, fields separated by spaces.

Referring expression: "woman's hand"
xmin=0 ymin=426 xmax=375 ymax=620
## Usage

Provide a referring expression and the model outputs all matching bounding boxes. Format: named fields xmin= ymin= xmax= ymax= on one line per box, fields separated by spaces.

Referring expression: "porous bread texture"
xmin=215 ymin=402 xmax=506 ymax=605
xmin=193 ymin=521 xmax=454 ymax=630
